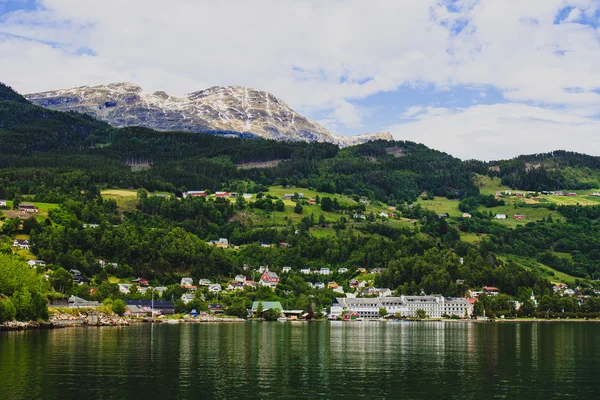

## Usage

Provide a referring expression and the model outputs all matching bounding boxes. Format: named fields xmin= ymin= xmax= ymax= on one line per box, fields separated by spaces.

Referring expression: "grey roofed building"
xmin=68 ymin=296 xmax=100 ymax=308
xmin=330 ymin=295 xmax=472 ymax=319
xmin=251 ymin=301 xmax=283 ymax=312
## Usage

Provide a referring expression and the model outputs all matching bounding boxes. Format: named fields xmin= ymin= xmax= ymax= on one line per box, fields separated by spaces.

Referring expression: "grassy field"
xmin=1 ymin=200 xmax=59 ymax=221
xmin=416 ymin=197 xmax=462 ymax=217
xmin=500 ymin=254 xmax=579 ymax=284
xmin=475 ymin=175 xmax=511 ymax=196
xmin=459 ymin=232 xmax=485 ymax=244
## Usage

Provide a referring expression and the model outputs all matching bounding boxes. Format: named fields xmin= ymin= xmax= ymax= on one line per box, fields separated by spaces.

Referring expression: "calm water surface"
xmin=1 ymin=321 xmax=599 ymax=399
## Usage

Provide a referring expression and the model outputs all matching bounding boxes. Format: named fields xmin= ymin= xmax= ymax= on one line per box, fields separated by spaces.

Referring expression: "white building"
xmin=180 ymin=277 xmax=194 ymax=287
xmin=337 ymin=268 xmax=348 ymax=274
xmin=181 ymin=293 xmax=195 ymax=304
xmin=27 ymin=260 xmax=46 ymax=268
xmin=12 ymin=239 xmax=29 ymax=250
xmin=281 ymin=267 xmax=292 ymax=273
xmin=198 ymin=279 xmax=211 ymax=286
xmin=0 ymin=200 xmax=7 ymax=207
xmin=118 ymin=284 xmax=132 ymax=294
xmin=495 ymin=214 xmax=507 ymax=220
xmin=314 ymin=282 xmax=325 ymax=289
xmin=330 ymin=295 xmax=473 ymax=319
xmin=300 ymin=268 xmax=311 ymax=274
xmin=208 ymin=284 xmax=222 ymax=293
xmin=234 ymin=274 xmax=246 ymax=283
xmin=243 ymin=193 xmax=253 ymax=199
xmin=320 ymin=268 xmax=331 ymax=275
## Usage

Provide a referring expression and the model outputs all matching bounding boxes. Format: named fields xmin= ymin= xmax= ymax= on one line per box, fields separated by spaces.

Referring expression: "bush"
xmin=112 ymin=299 xmax=126 ymax=316
xmin=263 ymin=308 xmax=281 ymax=321
xmin=0 ymin=297 xmax=16 ymax=323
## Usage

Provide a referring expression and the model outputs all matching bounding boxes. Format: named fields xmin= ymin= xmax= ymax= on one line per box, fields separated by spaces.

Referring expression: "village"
xmin=33 ymin=256 xmax=599 ymax=324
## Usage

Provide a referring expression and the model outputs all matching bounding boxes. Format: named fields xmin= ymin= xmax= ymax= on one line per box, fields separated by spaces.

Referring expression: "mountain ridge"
xmin=25 ymin=82 xmax=392 ymax=146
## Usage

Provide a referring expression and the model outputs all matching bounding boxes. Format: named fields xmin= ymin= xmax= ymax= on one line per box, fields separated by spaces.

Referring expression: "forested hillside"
xmin=2 ymin=82 xmax=600 ymax=322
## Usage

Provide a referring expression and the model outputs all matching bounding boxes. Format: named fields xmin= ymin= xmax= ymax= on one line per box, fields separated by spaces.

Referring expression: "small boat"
xmin=277 ymin=317 xmax=288 ymax=322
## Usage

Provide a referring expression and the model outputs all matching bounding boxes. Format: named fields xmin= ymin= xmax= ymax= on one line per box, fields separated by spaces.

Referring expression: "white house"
xmin=495 ymin=214 xmax=507 ymax=220
xmin=234 ymin=274 xmax=246 ymax=283
xmin=243 ymin=193 xmax=253 ymax=199
xmin=300 ymin=268 xmax=311 ymax=274
xmin=320 ymin=268 xmax=331 ymax=275
xmin=13 ymin=239 xmax=29 ymax=250
xmin=181 ymin=293 xmax=195 ymax=304
xmin=314 ymin=282 xmax=325 ymax=289
xmin=118 ymin=284 xmax=132 ymax=294
xmin=227 ymin=283 xmax=244 ymax=291
xmin=27 ymin=260 xmax=46 ymax=268
xmin=0 ymin=200 xmax=7 ymax=207
xmin=180 ymin=277 xmax=194 ymax=287
xmin=198 ymin=279 xmax=212 ymax=286
xmin=208 ymin=284 xmax=222 ymax=293
xmin=281 ymin=267 xmax=292 ymax=273
xmin=337 ymin=268 xmax=348 ymax=274
xmin=379 ymin=212 xmax=389 ymax=218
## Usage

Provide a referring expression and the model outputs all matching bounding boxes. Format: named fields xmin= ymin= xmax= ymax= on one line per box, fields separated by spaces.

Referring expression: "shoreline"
xmin=4 ymin=316 xmax=600 ymax=331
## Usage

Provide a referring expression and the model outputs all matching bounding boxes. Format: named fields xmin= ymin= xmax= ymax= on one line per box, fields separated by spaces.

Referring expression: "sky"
xmin=1 ymin=0 xmax=599 ymax=160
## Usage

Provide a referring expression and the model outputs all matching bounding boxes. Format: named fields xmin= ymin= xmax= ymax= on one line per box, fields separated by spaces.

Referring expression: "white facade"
xmin=208 ymin=284 xmax=222 ymax=293
xmin=330 ymin=296 xmax=473 ymax=319
xmin=0 ymin=200 xmax=6 ymax=207
xmin=338 ymin=268 xmax=348 ymax=274
xmin=300 ymin=268 xmax=311 ymax=274
xmin=320 ymin=268 xmax=331 ymax=275
xmin=281 ymin=267 xmax=291 ymax=273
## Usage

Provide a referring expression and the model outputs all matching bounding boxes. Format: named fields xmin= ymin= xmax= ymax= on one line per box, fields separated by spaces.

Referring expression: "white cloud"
xmin=0 ymin=0 xmax=599 ymax=159
xmin=389 ymin=103 xmax=600 ymax=160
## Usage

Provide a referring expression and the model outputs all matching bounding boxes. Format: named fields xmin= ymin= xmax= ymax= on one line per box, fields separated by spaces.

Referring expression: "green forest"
xmin=2 ymin=82 xmax=600 ymax=323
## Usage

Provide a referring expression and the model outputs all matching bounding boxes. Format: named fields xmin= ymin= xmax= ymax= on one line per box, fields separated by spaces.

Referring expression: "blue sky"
xmin=1 ymin=0 xmax=600 ymax=160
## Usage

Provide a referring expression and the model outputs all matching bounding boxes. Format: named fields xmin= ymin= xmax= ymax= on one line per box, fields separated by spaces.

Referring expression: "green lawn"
xmin=416 ymin=197 xmax=462 ymax=217
xmin=475 ymin=175 xmax=511 ymax=196
xmin=500 ymin=254 xmax=579 ymax=284
xmin=2 ymin=200 xmax=59 ymax=220
xmin=477 ymin=204 xmax=562 ymax=225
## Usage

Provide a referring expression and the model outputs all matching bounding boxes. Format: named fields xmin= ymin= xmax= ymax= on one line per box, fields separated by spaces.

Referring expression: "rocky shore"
xmin=0 ymin=311 xmax=129 ymax=331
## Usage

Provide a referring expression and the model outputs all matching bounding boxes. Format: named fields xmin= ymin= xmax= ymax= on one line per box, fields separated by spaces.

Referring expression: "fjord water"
xmin=1 ymin=322 xmax=598 ymax=399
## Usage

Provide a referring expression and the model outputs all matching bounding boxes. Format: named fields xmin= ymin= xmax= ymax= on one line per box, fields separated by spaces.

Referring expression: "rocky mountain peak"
xmin=25 ymin=83 xmax=393 ymax=146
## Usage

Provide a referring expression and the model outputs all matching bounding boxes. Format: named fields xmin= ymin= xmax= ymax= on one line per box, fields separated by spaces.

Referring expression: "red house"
xmin=215 ymin=191 xmax=230 ymax=198
xmin=187 ymin=191 xmax=207 ymax=197
xmin=260 ymin=270 xmax=279 ymax=286
xmin=132 ymin=278 xmax=149 ymax=286
xmin=20 ymin=204 xmax=39 ymax=213
xmin=513 ymin=214 xmax=526 ymax=220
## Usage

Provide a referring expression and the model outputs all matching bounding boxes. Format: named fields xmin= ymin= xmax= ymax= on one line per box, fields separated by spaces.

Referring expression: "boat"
xmin=277 ymin=317 xmax=288 ymax=322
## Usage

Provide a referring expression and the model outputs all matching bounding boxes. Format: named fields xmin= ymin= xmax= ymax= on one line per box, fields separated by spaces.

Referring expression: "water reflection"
xmin=1 ymin=322 xmax=599 ymax=399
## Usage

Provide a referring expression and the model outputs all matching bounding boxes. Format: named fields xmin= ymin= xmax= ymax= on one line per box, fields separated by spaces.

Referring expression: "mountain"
xmin=25 ymin=83 xmax=392 ymax=146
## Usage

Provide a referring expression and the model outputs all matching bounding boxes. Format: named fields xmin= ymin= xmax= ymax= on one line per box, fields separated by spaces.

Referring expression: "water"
xmin=1 ymin=321 xmax=599 ymax=399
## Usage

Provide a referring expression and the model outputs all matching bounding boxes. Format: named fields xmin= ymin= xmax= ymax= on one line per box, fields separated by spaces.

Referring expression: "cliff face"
xmin=25 ymin=83 xmax=392 ymax=146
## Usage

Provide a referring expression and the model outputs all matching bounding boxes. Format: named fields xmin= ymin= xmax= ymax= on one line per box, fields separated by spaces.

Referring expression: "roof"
xmin=125 ymin=300 xmax=174 ymax=308
xmin=251 ymin=301 xmax=283 ymax=311
xmin=262 ymin=271 xmax=279 ymax=280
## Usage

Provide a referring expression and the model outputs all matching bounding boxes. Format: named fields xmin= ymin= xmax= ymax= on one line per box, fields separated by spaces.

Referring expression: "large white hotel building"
xmin=330 ymin=295 xmax=473 ymax=319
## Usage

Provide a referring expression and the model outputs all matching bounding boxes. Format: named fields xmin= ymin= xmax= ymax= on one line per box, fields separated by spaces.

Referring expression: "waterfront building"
xmin=330 ymin=295 xmax=473 ymax=319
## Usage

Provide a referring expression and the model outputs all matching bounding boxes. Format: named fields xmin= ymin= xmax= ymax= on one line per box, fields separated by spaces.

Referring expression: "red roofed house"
xmin=215 ymin=192 xmax=230 ymax=198
xmin=513 ymin=214 xmax=526 ymax=220
xmin=132 ymin=278 xmax=149 ymax=286
xmin=20 ymin=204 xmax=39 ymax=213
xmin=186 ymin=190 xmax=207 ymax=197
xmin=260 ymin=270 xmax=279 ymax=288
xmin=483 ymin=286 xmax=499 ymax=295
